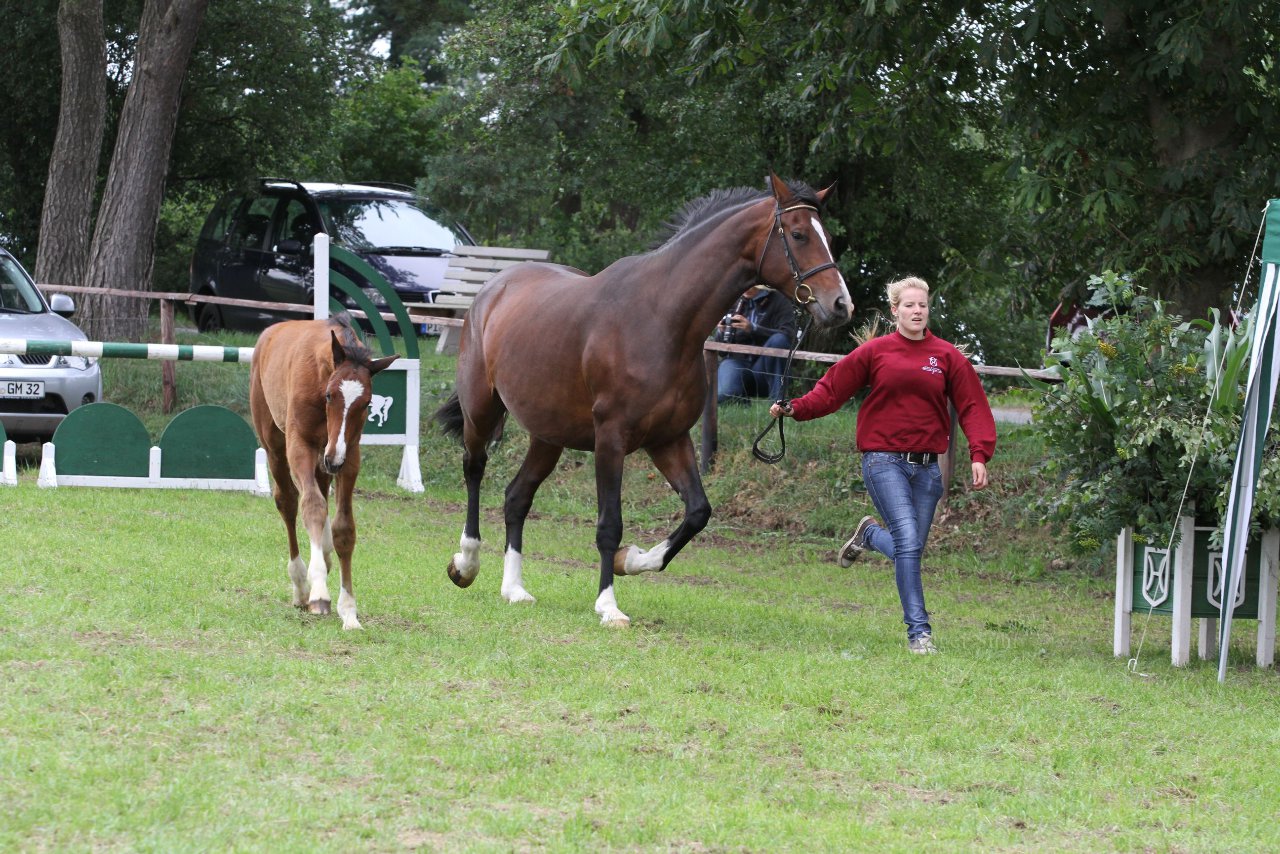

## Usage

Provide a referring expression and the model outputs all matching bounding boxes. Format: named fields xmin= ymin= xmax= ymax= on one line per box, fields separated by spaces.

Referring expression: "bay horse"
xmin=435 ymin=173 xmax=852 ymax=626
xmin=249 ymin=314 xmax=399 ymax=629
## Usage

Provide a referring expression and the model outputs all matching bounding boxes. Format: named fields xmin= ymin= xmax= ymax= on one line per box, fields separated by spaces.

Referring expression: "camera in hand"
xmin=714 ymin=297 xmax=749 ymax=344
xmin=715 ymin=312 xmax=738 ymax=344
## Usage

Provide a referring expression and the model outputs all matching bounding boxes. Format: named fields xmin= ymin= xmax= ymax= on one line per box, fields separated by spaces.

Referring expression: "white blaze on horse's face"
xmin=324 ymin=377 xmax=369 ymax=472
xmin=811 ymin=214 xmax=852 ymax=318
xmin=811 ymin=215 xmax=850 ymax=292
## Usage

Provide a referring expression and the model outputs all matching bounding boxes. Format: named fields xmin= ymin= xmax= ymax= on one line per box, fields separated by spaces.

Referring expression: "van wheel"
xmin=197 ymin=305 xmax=223 ymax=333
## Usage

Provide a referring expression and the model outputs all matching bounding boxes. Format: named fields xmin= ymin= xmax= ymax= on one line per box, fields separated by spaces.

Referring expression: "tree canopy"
xmin=4 ymin=0 xmax=1278 ymax=358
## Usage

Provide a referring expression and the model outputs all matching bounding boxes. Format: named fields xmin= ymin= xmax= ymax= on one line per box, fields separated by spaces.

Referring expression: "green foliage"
xmin=1033 ymin=270 xmax=1276 ymax=553
xmin=422 ymin=0 xmax=771 ymax=272
xmin=152 ymin=190 xmax=219 ymax=293
xmin=172 ymin=0 xmax=354 ymax=187
xmin=326 ymin=59 xmax=448 ymax=185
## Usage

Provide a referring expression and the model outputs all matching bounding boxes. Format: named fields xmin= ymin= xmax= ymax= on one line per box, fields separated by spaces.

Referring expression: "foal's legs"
xmin=500 ymin=438 xmax=564 ymax=604
xmin=263 ymin=434 xmax=310 ymax=608
xmin=615 ymin=433 xmax=711 ymax=576
xmin=331 ymin=460 xmax=361 ymax=630
xmin=288 ymin=442 xmax=333 ymax=615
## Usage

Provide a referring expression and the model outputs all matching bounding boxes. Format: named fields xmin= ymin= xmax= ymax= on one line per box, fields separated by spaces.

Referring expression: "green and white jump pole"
xmin=1 ymin=235 xmax=424 ymax=493
xmin=0 ymin=339 xmax=255 ymax=362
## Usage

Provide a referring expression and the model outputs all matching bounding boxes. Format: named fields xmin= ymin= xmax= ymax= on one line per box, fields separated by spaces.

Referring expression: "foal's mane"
xmin=652 ymin=179 xmax=821 ymax=249
xmin=327 ymin=313 xmax=374 ymax=365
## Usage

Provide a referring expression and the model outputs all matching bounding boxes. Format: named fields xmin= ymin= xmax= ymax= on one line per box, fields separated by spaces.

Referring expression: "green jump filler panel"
xmin=159 ymin=405 xmax=258 ymax=480
xmin=51 ymin=402 xmax=150 ymax=477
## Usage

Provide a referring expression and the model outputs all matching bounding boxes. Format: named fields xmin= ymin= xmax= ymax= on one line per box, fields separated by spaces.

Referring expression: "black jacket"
xmin=735 ymin=289 xmax=797 ymax=347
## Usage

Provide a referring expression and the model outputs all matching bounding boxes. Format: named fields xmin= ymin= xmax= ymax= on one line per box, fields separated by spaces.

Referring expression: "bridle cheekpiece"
xmin=755 ymin=202 xmax=839 ymax=305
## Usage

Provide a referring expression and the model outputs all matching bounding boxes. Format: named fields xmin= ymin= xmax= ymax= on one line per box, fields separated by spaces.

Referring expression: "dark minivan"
xmin=188 ymin=179 xmax=474 ymax=331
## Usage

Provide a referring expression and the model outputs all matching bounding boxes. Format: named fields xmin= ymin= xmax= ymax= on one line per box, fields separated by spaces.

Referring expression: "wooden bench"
xmin=425 ymin=245 xmax=551 ymax=354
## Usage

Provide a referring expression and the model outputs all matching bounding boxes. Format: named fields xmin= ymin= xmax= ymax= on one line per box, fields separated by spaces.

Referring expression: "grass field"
xmin=2 ymin=328 xmax=1278 ymax=851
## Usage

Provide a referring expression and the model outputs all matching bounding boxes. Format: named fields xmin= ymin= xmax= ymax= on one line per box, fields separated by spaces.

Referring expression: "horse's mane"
xmin=651 ymin=179 xmax=821 ymax=249
xmin=327 ymin=313 xmax=374 ymax=363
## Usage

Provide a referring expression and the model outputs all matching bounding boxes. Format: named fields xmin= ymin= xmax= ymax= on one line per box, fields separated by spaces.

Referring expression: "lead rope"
xmin=752 ymin=311 xmax=814 ymax=464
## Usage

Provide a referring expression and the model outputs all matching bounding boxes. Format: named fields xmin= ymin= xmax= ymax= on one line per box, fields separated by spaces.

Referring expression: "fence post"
xmin=700 ymin=350 xmax=719 ymax=474
xmin=160 ymin=299 xmax=176 ymax=414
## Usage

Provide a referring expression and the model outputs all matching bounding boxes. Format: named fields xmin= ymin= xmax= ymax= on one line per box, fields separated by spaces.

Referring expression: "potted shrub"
xmin=1031 ymin=271 xmax=1279 ymax=665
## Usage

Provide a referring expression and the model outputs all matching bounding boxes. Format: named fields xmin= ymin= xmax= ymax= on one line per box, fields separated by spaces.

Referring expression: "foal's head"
xmin=322 ymin=330 xmax=399 ymax=474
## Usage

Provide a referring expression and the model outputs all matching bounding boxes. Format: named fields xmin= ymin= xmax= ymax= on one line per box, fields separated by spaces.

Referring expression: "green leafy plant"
xmin=1030 ymin=271 xmax=1276 ymax=553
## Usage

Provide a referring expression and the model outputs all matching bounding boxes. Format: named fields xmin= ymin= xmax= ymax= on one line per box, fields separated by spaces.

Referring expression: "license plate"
xmin=0 ymin=380 xmax=44 ymax=399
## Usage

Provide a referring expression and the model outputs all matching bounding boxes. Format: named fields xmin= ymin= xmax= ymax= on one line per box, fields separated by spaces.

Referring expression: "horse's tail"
xmin=434 ymin=391 xmax=466 ymax=441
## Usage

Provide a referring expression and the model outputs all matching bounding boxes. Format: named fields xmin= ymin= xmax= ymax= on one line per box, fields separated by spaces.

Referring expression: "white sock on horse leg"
xmin=501 ymin=546 xmax=535 ymax=604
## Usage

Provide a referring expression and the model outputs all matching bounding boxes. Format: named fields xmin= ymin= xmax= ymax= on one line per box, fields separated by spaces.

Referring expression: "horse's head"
xmin=322 ymin=331 xmax=399 ymax=474
xmin=755 ymin=172 xmax=853 ymax=328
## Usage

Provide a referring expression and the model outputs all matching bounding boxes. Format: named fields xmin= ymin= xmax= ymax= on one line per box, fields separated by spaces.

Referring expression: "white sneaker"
xmin=838 ymin=515 xmax=877 ymax=568
xmin=908 ymin=634 xmax=938 ymax=655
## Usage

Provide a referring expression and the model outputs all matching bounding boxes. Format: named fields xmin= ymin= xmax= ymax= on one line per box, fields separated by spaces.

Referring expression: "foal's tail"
xmin=434 ymin=391 xmax=466 ymax=441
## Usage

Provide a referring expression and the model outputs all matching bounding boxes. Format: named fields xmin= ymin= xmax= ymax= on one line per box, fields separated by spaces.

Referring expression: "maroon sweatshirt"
xmin=788 ymin=330 xmax=996 ymax=463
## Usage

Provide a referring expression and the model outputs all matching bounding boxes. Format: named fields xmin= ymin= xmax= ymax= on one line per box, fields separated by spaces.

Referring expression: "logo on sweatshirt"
xmin=922 ymin=356 xmax=942 ymax=375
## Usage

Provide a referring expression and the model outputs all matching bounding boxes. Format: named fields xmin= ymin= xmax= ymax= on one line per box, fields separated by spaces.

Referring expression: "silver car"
xmin=0 ymin=248 xmax=103 ymax=442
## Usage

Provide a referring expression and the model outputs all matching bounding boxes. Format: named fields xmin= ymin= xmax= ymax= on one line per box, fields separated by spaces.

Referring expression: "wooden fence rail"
xmin=36 ymin=285 xmax=1055 ymax=489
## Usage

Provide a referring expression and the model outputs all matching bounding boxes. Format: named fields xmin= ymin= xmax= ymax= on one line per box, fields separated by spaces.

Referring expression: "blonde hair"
xmin=886 ymin=277 xmax=930 ymax=309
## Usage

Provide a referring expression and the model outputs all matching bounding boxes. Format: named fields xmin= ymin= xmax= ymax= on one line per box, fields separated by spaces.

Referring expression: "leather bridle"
xmin=754 ymin=202 xmax=839 ymax=306
xmin=748 ymin=199 xmax=840 ymax=464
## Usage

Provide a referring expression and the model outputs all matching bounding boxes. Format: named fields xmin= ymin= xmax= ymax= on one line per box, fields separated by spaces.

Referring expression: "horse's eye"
xmin=791 ymin=230 xmax=805 ymax=241
xmin=324 ymin=393 xmax=332 ymax=403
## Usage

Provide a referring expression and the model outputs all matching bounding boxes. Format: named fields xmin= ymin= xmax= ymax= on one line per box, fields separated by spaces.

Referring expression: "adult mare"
xmin=250 ymin=314 xmax=398 ymax=629
xmin=435 ymin=174 xmax=852 ymax=626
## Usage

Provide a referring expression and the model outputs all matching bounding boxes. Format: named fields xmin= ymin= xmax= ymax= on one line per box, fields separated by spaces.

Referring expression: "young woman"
xmin=770 ymin=277 xmax=996 ymax=654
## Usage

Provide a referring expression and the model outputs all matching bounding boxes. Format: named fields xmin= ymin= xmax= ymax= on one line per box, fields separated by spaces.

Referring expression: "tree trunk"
xmin=79 ymin=0 xmax=209 ymax=342
xmin=35 ymin=0 xmax=106 ymax=290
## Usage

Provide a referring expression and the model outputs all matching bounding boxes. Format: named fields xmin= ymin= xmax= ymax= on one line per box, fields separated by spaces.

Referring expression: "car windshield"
xmin=317 ymin=197 xmax=464 ymax=253
xmin=0 ymin=255 xmax=44 ymax=313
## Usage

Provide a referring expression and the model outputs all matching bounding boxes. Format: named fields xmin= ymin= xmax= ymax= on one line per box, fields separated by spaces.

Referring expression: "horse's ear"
xmin=816 ymin=181 xmax=836 ymax=206
xmin=767 ymin=170 xmax=789 ymax=203
xmin=330 ymin=331 xmax=346 ymax=366
xmin=368 ymin=354 xmax=400 ymax=376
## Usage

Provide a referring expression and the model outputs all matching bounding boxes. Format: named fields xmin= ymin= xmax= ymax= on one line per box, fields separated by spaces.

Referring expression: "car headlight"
xmin=54 ymin=355 xmax=96 ymax=371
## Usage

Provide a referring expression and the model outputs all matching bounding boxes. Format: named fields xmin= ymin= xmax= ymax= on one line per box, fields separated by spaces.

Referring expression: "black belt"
xmin=873 ymin=451 xmax=938 ymax=465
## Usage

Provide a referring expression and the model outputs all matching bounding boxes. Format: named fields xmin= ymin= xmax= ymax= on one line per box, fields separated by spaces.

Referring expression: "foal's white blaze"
xmin=622 ymin=540 xmax=670 ymax=574
xmin=329 ymin=378 xmax=367 ymax=467
xmin=811 ymin=214 xmax=852 ymax=311
xmin=452 ymin=533 xmax=481 ymax=583
xmin=595 ymin=585 xmax=630 ymax=627
xmin=501 ymin=546 xmax=536 ymax=604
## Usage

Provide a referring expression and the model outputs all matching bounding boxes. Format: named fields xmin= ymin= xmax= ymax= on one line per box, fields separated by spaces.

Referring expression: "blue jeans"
xmin=717 ymin=332 xmax=792 ymax=403
xmin=860 ymin=452 xmax=945 ymax=640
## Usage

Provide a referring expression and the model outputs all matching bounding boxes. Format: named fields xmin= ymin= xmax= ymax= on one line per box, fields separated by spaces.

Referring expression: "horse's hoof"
xmin=342 ymin=619 xmax=363 ymax=631
xmin=612 ymin=545 xmax=640 ymax=576
xmin=599 ymin=612 xmax=631 ymax=628
xmin=501 ymin=587 xmax=536 ymax=604
xmin=308 ymin=599 xmax=331 ymax=615
xmin=447 ymin=558 xmax=475 ymax=588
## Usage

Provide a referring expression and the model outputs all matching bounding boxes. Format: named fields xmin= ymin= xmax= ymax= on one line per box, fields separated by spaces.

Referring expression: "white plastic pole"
xmin=314 ymin=233 xmax=330 ymax=320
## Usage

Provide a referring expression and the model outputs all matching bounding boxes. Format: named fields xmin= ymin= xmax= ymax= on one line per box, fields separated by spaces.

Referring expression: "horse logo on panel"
xmin=368 ymin=394 xmax=394 ymax=427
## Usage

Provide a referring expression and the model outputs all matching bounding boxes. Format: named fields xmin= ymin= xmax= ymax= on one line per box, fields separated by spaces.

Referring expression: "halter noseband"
xmin=755 ymin=202 xmax=839 ymax=305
